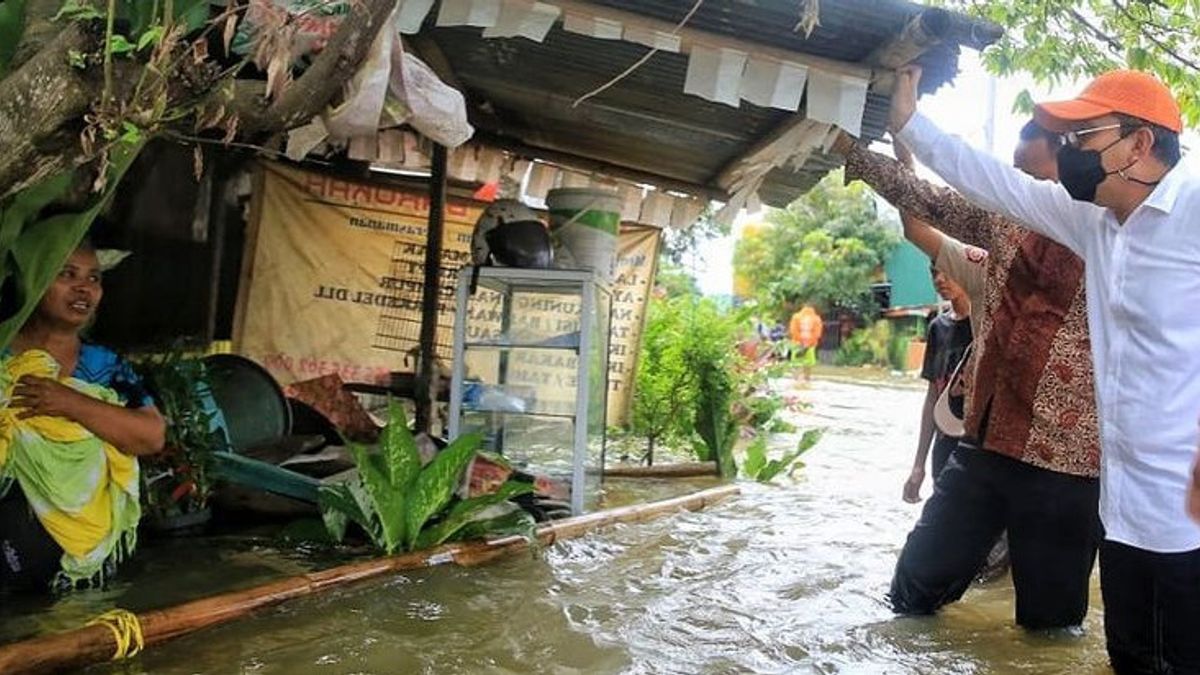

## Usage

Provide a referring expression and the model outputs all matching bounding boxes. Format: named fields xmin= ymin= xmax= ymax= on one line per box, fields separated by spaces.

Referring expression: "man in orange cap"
xmin=888 ymin=67 xmax=1199 ymax=674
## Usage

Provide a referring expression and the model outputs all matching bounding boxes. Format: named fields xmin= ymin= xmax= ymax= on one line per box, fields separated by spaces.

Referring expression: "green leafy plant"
xmin=937 ymin=0 xmax=1200 ymax=127
xmin=319 ymin=401 xmax=536 ymax=554
xmin=631 ymin=295 xmax=753 ymax=474
xmin=630 ymin=296 xmax=699 ymax=464
xmin=690 ymin=344 xmax=740 ymax=478
xmin=742 ymin=429 xmax=824 ymax=483
xmin=135 ymin=344 xmax=223 ymax=517
xmin=835 ymin=320 xmax=894 ymax=368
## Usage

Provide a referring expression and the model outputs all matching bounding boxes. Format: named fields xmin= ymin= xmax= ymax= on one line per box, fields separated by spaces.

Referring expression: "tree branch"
xmin=0 ymin=22 xmax=106 ymax=200
xmin=10 ymin=0 xmax=73 ymax=70
xmin=1111 ymin=0 xmax=1200 ymax=71
xmin=1066 ymin=9 xmax=1124 ymax=56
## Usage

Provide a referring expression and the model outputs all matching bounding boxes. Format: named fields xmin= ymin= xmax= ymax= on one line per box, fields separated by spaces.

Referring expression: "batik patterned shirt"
xmin=845 ymin=145 xmax=1099 ymax=478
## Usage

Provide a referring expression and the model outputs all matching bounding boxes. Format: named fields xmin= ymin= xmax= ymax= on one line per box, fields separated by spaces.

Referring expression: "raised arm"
xmin=889 ymin=67 xmax=1097 ymax=257
xmin=833 ymin=134 xmax=1001 ymax=252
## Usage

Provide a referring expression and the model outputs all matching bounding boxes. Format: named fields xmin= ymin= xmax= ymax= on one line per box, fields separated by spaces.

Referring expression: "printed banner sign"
xmin=236 ymin=162 xmax=659 ymax=425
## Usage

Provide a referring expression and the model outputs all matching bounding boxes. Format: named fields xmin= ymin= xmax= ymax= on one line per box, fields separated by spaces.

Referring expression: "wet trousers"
xmin=1101 ymin=540 xmax=1200 ymax=674
xmin=889 ymin=445 xmax=1100 ymax=629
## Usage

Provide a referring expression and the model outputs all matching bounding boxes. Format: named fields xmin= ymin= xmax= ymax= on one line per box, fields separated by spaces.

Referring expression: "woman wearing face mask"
xmin=0 ymin=241 xmax=165 ymax=593
xmin=889 ymin=66 xmax=1200 ymax=675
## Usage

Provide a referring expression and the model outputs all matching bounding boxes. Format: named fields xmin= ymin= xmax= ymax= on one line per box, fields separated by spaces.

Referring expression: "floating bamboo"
xmin=603 ymin=462 xmax=720 ymax=478
xmin=0 ymin=485 xmax=739 ymax=675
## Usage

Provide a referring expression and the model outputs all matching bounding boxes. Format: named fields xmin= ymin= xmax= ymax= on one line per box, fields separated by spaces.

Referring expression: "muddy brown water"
xmin=1 ymin=376 xmax=1110 ymax=673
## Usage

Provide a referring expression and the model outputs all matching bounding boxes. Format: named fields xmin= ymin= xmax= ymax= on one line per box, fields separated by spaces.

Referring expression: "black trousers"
xmin=889 ymin=445 xmax=1100 ymax=629
xmin=930 ymin=433 xmax=958 ymax=479
xmin=1101 ymin=540 xmax=1200 ymax=674
xmin=0 ymin=484 xmax=63 ymax=592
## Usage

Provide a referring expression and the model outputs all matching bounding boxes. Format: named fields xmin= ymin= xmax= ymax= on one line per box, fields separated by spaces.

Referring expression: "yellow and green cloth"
xmin=0 ymin=350 xmax=140 ymax=585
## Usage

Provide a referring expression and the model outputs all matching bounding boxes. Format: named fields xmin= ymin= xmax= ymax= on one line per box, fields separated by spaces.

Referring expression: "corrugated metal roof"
xmin=421 ymin=0 xmax=999 ymax=207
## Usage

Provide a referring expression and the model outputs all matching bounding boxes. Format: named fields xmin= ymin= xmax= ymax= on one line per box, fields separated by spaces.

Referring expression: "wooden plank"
xmin=0 ymin=485 xmax=740 ymax=675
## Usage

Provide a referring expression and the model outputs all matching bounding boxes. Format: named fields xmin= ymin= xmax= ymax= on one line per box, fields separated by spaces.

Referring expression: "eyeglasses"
xmin=1060 ymin=123 xmax=1125 ymax=148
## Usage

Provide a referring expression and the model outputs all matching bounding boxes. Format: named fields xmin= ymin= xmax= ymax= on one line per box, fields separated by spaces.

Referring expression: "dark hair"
xmin=1018 ymin=120 xmax=1061 ymax=146
xmin=1116 ymin=114 xmax=1181 ymax=167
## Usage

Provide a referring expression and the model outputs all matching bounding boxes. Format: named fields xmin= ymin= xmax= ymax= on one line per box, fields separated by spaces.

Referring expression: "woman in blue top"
xmin=0 ymin=241 xmax=166 ymax=591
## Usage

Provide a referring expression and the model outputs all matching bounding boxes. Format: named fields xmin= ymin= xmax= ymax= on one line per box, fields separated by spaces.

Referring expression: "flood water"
xmin=4 ymin=375 xmax=1111 ymax=673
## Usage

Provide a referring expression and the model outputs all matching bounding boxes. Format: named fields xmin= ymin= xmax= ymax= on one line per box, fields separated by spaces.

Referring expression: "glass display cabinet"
xmin=448 ymin=266 xmax=612 ymax=515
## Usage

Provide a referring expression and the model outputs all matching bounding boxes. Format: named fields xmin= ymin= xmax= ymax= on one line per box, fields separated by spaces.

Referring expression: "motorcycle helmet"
xmin=471 ymin=200 xmax=554 ymax=269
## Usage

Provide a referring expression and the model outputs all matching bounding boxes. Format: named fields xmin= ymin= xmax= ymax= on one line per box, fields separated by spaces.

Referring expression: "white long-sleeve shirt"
xmin=897 ymin=111 xmax=1200 ymax=553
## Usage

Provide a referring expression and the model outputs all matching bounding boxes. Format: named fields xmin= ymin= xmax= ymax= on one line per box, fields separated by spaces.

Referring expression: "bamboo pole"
xmin=0 ymin=485 xmax=739 ymax=675
xmin=603 ymin=462 xmax=720 ymax=479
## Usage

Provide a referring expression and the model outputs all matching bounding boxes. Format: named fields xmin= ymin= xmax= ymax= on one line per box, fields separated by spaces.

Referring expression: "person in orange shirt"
xmin=788 ymin=306 xmax=823 ymax=382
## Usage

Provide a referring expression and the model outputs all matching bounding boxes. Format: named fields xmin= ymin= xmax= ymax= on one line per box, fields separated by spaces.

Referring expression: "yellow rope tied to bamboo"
xmin=85 ymin=609 xmax=144 ymax=660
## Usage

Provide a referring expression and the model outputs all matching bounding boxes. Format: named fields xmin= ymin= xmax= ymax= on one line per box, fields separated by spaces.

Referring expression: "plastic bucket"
xmin=546 ymin=188 xmax=622 ymax=281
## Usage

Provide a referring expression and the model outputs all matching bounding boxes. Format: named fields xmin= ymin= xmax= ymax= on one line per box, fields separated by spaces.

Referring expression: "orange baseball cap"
xmin=1034 ymin=70 xmax=1182 ymax=134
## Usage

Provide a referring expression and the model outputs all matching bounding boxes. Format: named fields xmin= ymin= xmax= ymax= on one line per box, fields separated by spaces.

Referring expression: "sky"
xmin=689 ymin=51 xmax=1200 ymax=297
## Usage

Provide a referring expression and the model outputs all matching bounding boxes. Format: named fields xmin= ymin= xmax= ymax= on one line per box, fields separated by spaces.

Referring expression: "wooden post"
xmin=416 ymin=144 xmax=448 ymax=434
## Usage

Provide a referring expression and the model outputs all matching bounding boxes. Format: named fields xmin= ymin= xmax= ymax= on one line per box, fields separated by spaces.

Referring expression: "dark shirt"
xmin=921 ymin=311 xmax=972 ymax=419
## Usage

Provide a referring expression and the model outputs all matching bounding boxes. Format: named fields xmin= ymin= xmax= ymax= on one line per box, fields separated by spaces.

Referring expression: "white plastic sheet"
xmin=684 ymin=45 xmax=748 ymax=107
xmin=397 ymin=0 xmax=436 ymax=34
xmin=323 ymin=5 xmax=396 ymax=141
xmin=622 ymin=26 xmax=681 ymax=52
xmin=389 ymin=44 xmax=475 ymax=148
xmin=806 ymin=69 xmax=869 ymax=137
xmin=482 ymin=0 xmax=561 ymax=41
xmin=436 ymin=0 xmax=501 ymax=27
xmin=740 ymin=57 xmax=807 ymax=111
xmin=562 ymin=11 xmax=623 ymax=40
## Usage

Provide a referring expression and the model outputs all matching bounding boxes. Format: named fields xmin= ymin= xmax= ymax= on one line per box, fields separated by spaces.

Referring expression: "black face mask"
xmin=1056 ymin=131 xmax=1160 ymax=203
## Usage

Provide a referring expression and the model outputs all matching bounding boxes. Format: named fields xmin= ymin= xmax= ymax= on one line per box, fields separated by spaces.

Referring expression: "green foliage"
xmin=660 ymin=207 xmax=730 ymax=265
xmin=0 ymin=143 xmax=143 ymax=351
xmin=0 ymin=0 xmax=27 ymax=77
xmin=940 ymin=0 xmax=1200 ymax=127
xmin=414 ymin=482 xmax=535 ymax=550
xmin=403 ymin=433 xmax=484 ymax=551
xmin=835 ymin=320 xmax=894 ymax=368
xmin=135 ymin=344 xmax=223 ymax=516
xmin=733 ymin=171 xmax=900 ymax=324
xmin=54 ymin=0 xmax=104 ymax=22
xmin=630 ymin=296 xmax=697 ymax=453
xmin=742 ymin=429 xmax=824 ymax=483
xmin=319 ymin=402 xmax=536 ymax=555
xmin=692 ymin=353 xmax=739 ymax=478
xmin=631 ymin=295 xmax=748 ymax=473
xmin=654 ymin=260 xmax=701 ymax=299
